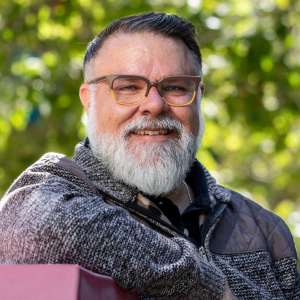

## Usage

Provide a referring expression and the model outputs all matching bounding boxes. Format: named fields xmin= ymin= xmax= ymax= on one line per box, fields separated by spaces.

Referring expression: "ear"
xmin=195 ymin=83 xmax=204 ymax=105
xmin=79 ymin=83 xmax=91 ymax=112
xmin=200 ymin=83 xmax=204 ymax=96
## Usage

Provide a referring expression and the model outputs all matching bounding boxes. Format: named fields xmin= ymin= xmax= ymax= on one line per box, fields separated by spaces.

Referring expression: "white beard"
xmin=86 ymin=101 xmax=202 ymax=197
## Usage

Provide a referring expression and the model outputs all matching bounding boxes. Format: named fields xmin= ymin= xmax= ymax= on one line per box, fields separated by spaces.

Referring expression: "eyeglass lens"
xmin=111 ymin=76 xmax=197 ymax=106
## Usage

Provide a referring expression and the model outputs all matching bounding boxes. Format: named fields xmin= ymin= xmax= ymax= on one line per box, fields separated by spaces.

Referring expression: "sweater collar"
xmin=73 ymin=140 xmax=138 ymax=204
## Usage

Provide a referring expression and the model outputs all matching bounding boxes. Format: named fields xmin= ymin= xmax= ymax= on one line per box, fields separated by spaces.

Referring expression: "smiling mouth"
xmin=123 ymin=117 xmax=182 ymax=140
xmin=133 ymin=129 xmax=171 ymax=136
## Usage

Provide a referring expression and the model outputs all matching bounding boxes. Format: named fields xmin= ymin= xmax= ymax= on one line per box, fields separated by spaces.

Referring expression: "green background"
xmin=0 ymin=0 xmax=299 ymax=258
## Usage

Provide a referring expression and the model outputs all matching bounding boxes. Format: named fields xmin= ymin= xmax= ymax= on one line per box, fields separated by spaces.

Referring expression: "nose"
xmin=138 ymin=85 xmax=169 ymax=117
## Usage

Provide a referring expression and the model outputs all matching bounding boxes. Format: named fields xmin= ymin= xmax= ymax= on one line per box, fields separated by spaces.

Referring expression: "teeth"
xmin=135 ymin=129 xmax=169 ymax=136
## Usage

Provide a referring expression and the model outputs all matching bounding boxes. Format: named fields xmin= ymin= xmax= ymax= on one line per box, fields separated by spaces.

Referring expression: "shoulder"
xmin=2 ymin=152 xmax=66 ymax=195
xmin=2 ymin=152 xmax=95 ymax=199
xmin=210 ymin=187 xmax=297 ymax=260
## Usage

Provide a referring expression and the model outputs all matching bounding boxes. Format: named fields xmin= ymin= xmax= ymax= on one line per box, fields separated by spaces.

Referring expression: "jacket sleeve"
xmin=0 ymin=173 xmax=226 ymax=299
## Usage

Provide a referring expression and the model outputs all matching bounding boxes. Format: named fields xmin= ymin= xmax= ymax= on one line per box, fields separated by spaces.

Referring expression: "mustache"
xmin=122 ymin=116 xmax=183 ymax=137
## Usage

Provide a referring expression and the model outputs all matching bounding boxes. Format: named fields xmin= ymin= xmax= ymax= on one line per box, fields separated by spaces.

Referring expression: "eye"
xmin=112 ymin=78 xmax=145 ymax=94
xmin=163 ymin=85 xmax=188 ymax=93
xmin=115 ymin=84 xmax=140 ymax=92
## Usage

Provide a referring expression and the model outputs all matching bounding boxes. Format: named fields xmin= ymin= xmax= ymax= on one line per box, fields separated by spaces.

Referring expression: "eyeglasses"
xmin=87 ymin=74 xmax=201 ymax=107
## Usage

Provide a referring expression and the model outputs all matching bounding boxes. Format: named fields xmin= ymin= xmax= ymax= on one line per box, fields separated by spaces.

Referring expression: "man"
xmin=0 ymin=12 xmax=299 ymax=299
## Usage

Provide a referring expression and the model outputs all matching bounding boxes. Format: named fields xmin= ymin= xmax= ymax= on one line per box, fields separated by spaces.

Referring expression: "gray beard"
xmin=86 ymin=109 xmax=200 ymax=197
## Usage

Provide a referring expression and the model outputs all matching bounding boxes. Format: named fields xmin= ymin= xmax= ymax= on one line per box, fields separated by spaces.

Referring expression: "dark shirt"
xmin=150 ymin=163 xmax=211 ymax=247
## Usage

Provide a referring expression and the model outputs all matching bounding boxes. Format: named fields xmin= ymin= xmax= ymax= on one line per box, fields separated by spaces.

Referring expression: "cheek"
xmin=191 ymin=107 xmax=200 ymax=135
xmin=172 ymin=106 xmax=199 ymax=136
xmin=93 ymin=92 xmax=139 ymax=134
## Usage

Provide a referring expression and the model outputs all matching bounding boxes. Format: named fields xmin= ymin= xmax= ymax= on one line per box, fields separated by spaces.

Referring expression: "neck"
xmin=166 ymin=181 xmax=193 ymax=214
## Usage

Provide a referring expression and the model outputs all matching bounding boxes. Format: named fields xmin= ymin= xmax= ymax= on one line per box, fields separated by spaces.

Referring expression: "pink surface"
xmin=0 ymin=264 xmax=138 ymax=300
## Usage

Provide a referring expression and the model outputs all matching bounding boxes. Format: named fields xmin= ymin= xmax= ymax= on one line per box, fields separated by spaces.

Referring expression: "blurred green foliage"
xmin=0 ymin=0 xmax=299 ymax=255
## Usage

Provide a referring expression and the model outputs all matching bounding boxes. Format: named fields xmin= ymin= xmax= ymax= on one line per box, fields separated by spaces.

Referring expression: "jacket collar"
xmin=72 ymin=140 xmax=231 ymax=207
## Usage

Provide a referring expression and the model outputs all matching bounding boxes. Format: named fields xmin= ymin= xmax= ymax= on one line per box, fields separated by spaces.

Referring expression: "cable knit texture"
xmin=0 ymin=141 xmax=299 ymax=299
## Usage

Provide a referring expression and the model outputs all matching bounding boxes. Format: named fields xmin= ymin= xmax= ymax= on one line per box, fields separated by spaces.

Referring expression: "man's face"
xmin=80 ymin=32 xmax=201 ymax=144
xmin=80 ymin=32 xmax=203 ymax=195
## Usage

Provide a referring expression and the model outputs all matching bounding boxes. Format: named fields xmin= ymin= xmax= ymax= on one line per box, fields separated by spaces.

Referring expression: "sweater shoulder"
xmin=3 ymin=152 xmax=66 ymax=194
xmin=3 ymin=152 xmax=93 ymax=196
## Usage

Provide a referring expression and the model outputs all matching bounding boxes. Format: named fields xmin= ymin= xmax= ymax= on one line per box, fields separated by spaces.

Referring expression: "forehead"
xmin=86 ymin=32 xmax=197 ymax=79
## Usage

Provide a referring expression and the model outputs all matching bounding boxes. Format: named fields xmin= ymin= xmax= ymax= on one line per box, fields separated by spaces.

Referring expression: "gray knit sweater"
xmin=0 ymin=142 xmax=299 ymax=299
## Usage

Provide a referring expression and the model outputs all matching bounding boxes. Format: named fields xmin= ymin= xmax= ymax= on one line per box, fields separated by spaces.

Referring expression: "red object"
xmin=0 ymin=264 xmax=138 ymax=300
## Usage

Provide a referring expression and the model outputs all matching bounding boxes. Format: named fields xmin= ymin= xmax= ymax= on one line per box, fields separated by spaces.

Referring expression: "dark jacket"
xmin=0 ymin=142 xmax=299 ymax=299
